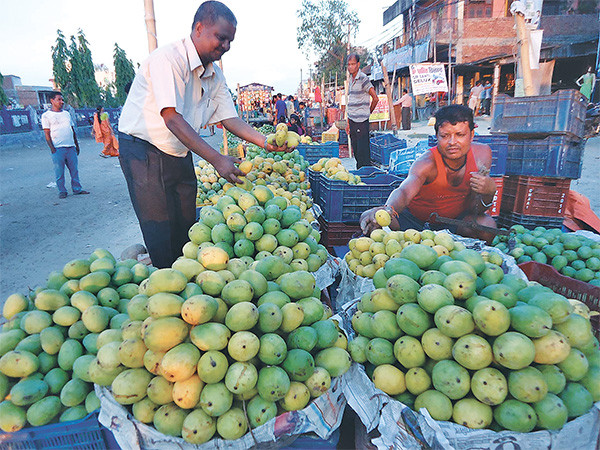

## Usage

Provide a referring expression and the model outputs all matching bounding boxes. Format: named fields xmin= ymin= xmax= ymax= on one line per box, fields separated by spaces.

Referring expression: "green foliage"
xmin=0 ymin=72 xmax=9 ymax=107
xmin=101 ymin=84 xmax=120 ymax=108
xmin=297 ymin=0 xmax=360 ymax=82
xmin=51 ymin=29 xmax=101 ymax=107
xmin=52 ymin=30 xmax=76 ymax=105
xmin=113 ymin=44 xmax=136 ymax=105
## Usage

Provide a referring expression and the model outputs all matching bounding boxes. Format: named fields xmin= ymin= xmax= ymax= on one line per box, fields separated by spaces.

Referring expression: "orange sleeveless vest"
xmin=408 ymin=146 xmax=478 ymax=222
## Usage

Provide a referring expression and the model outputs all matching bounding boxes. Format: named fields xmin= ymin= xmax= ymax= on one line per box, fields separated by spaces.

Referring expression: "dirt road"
xmin=1 ymin=131 xmax=599 ymax=303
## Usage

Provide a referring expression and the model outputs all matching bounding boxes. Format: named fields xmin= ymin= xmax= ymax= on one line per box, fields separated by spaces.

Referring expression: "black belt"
xmin=118 ymin=133 xmax=147 ymax=144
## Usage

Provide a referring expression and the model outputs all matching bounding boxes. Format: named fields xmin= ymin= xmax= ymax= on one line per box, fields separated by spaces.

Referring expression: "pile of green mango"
xmin=0 ymin=249 xmax=152 ymax=432
xmin=347 ymin=240 xmax=600 ymax=432
xmin=493 ymin=225 xmax=600 ymax=285
xmin=103 ymin=266 xmax=351 ymax=444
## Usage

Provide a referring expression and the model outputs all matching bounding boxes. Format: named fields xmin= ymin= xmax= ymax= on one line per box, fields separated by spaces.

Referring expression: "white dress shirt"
xmin=119 ymin=36 xmax=238 ymax=157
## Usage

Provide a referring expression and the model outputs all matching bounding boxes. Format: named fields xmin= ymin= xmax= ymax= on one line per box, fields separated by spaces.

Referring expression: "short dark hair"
xmin=434 ymin=105 xmax=474 ymax=134
xmin=347 ymin=53 xmax=360 ymax=64
xmin=49 ymin=91 xmax=62 ymax=100
xmin=403 ymin=89 xmax=408 ymax=94
xmin=192 ymin=1 xmax=237 ymax=29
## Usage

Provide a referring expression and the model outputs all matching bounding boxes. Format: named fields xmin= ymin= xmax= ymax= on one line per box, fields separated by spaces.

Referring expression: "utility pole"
xmin=410 ymin=0 xmax=417 ymax=121
xmin=143 ymin=0 xmax=158 ymax=53
xmin=345 ymin=22 xmax=352 ymax=157
xmin=513 ymin=9 xmax=535 ymax=96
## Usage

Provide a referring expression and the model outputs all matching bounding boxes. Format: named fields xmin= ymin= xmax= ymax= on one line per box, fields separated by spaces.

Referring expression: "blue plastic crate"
xmin=505 ymin=135 xmax=584 ymax=178
xmin=308 ymin=167 xmax=321 ymax=201
xmin=297 ymin=141 xmax=339 ymax=164
xmin=389 ymin=140 xmax=430 ymax=175
xmin=369 ymin=134 xmax=407 ymax=166
xmin=318 ymin=173 xmax=404 ymax=222
xmin=427 ymin=134 xmax=508 ymax=176
xmin=491 ymin=90 xmax=587 ymax=139
xmin=0 ymin=411 xmax=118 ymax=450
xmin=309 ymin=166 xmax=384 ymax=203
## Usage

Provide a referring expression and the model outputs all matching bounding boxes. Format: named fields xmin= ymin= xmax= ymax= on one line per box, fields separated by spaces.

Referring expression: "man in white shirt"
xmin=395 ymin=89 xmax=412 ymax=130
xmin=41 ymin=92 xmax=90 ymax=199
xmin=118 ymin=1 xmax=284 ymax=268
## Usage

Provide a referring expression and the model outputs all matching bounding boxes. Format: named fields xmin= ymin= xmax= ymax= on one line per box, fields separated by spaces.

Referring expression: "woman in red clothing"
xmin=360 ymin=105 xmax=498 ymax=242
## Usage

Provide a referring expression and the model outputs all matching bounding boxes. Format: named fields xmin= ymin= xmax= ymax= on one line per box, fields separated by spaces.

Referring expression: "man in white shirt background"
xmin=118 ymin=1 xmax=285 ymax=268
xmin=41 ymin=92 xmax=90 ymax=199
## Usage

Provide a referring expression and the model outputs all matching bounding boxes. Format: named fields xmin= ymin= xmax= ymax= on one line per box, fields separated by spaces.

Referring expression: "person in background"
xmin=468 ymin=81 xmax=483 ymax=116
xmin=287 ymin=114 xmax=305 ymax=136
xmin=285 ymin=95 xmax=295 ymax=118
xmin=395 ymin=88 xmax=412 ymax=130
xmin=360 ymin=105 xmax=497 ymax=243
xmin=275 ymin=93 xmax=287 ymax=123
xmin=93 ymin=106 xmax=119 ymax=158
xmin=346 ymin=53 xmax=379 ymax=168
xmin=117 ymin=1 xmax=285 ymax=268
xmin=298 ymin=101 xmax=309 ymax=128
xmin=41 ymin=91 xmax=90 ymax=199
xmin=576 ymin=66 xmax=596 ymax=101
xmin=481 ymin=81 xmax=492 ymax=116
xmin=292 ymin=95 xmax=299 ymax=112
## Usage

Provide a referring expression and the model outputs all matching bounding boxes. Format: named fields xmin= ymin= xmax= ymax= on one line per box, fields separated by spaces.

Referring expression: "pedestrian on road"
xmin=41 ymin=92 xmax=90 ymax=199
xmin=275 ymin=93 xmax=287 ymax=123
xmin=93 ymin=106 xmax=119 ymax=158
xmin=468 ymin=81 xmax=483 ymax=115
xmin=346 ymin=53 xmax=379 ymax=168
xmin=285 ymin=95 xmax=295 ymax=118
xmin=118 ymin=0 xmax=285 ymax=269
xmin=395 ymin=89 xmax=412 ymax=130
xmin=481 ymin=81 xmax=492 ymax=116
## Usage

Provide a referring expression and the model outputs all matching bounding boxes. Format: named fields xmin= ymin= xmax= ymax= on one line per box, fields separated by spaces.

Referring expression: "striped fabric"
xmin=347 ymin=70 xmax=374 ymax=122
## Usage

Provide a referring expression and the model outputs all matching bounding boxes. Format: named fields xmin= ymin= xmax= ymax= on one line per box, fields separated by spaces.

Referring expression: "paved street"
xmin=0 ymin=125 xmax=598 ymax=303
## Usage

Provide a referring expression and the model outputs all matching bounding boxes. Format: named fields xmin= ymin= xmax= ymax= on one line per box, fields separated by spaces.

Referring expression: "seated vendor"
xmin=360 ymin=105 xmax=498 ymax=242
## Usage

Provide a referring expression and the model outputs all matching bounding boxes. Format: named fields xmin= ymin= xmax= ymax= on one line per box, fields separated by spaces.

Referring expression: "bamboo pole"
xmin=380 ymin=61 xmax=398 ymax=131
xmin=514 ymin=12 xmax=535 ymax=96
xmin=143 ymin=0 xmax=158 ymax=53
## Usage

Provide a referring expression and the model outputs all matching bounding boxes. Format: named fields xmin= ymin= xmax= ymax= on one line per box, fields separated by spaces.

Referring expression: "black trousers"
xmin=118 ymin=133 xmax=197 ymax=269
xmin=349 ymin=119 xmax=371 ymax=169
xmin=401 ymin=107 xmax=412 ymax=130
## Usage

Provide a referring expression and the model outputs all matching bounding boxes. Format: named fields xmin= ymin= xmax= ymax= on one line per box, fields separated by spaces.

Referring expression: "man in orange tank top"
xmin=360 ymin=105 xmax=498 ymax=242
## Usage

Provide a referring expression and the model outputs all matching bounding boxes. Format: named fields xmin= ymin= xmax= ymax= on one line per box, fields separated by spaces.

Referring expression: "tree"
xmin=113 ymin=43 xmax=136 ymax=105
xmin=297 ymin=0 xmax=360 ymax=82
xmin=52 ymin=30 xmax=76 ymax=105
xmin=51 ymin=29 xmax=101 ymax=107
xmin=71 ymin=30 xmax=101 ymax=107
xmin=0 ymin=72 xmax=9 ymax=107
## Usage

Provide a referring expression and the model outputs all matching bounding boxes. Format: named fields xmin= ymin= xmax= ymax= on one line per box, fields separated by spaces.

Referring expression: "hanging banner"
xmin=409 ymin=63 xmax=449 ymax=96
xmin=524 ymin=0 xmax=544 ymax=29
xmin=369 ymin=95 xmax=390 ymax=122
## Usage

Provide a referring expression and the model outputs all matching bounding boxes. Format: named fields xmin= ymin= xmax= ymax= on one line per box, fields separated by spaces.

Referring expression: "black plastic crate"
xmin=491 ymin=89 xmax=587 ymax=139
xmin=497 ymin=212 xmax=564 ymax=230
xmin=317 ymin=215 xmax=362 ymax=249
xmin=318 ymin=173 xmax=404 ymax=222
xmin=427 ymin=134 xmax=508 ymax=176
xmin=339 ymin=130 xmax=348 ymax=145
xmin=505 ymin=135 xmax=584 ymax=178
xmin=369 ymin=134 xmax=407 ymax=166
xmin=308 ymin=167 xmax=321 ymax=202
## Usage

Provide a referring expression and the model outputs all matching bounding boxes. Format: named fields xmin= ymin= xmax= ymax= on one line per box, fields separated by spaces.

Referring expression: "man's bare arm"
xmin=368 ymin=87 xmax=379 ymax=113
xmin=360 ymin=157 xmax=432 ymax=234
xmin=221 ymin=117 xmax=287 ymax=152
xmin=160 ymin=107 xmax=244 ymax=184
xmin=43 ymin=129 xmax=56 ymax=154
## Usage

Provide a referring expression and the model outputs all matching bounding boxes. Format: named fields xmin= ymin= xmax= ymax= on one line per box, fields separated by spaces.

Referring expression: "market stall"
xmin=238 ymin=83 xmax=274 ymax=127
xmin=1 ymin=91 xmax=599 ymax=449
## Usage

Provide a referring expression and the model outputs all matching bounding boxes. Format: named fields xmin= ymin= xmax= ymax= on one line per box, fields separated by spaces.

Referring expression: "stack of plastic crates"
xmin=491 ymin=89 xmax=587 ymax=229
xmin=369 ymin=133 xmax=407 ymax=167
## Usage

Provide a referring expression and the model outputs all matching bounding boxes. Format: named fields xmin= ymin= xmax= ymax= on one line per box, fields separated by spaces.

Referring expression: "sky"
xmin=0 ymin=0 xmax=397 ymax=95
